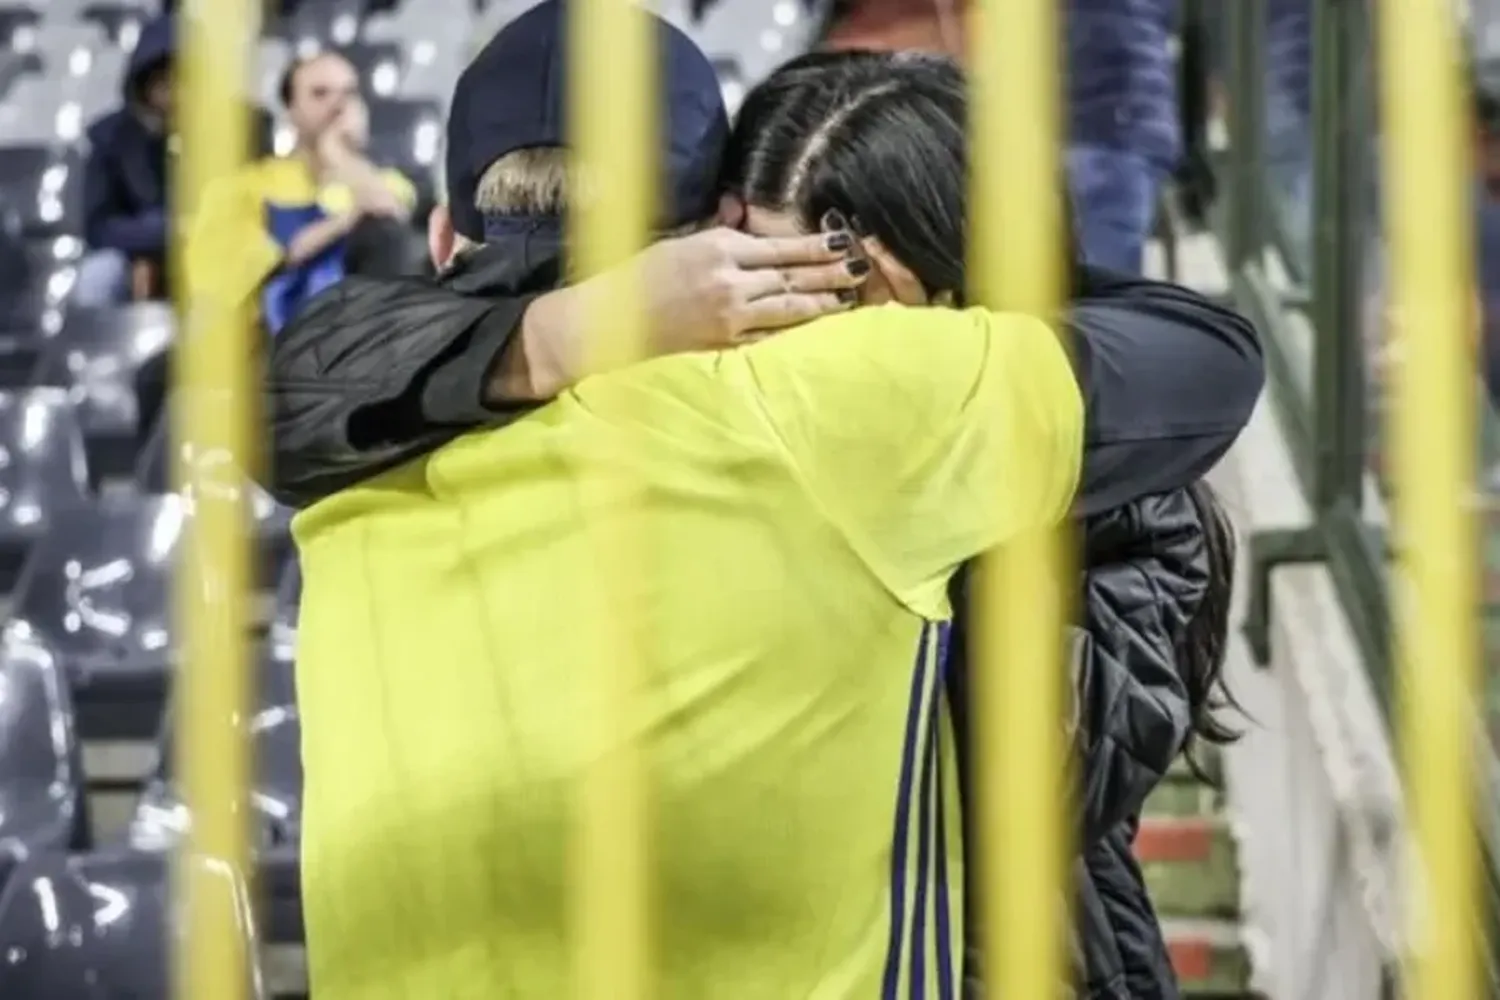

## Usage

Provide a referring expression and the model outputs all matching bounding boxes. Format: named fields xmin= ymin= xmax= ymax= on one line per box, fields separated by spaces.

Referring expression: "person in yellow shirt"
xmin=286 ymin=10 xmax=1259 ymax=1000
xmin=185 ymin=50 xmax=418 ymax=334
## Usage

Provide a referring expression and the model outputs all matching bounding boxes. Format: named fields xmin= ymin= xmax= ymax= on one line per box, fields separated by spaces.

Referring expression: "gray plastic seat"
xmin=0 ymin=144 xmax=83 ymax=238
xmin=0 ymin=642 xmax=87 ymax=894
xmin=132 ymin=416 xmax=295 ymax=584
xmin=0 ymin=238 xmax=75 ymax=353
xmin=0 ymin=850 xmax=267 ymax=999
xmin=268 ymin=558 xmax=300 ymax=662
xmin=0 ymin=390 xmax=90 ymax=590
xmin=7 ymin=494 xmax=182 ymax=739
xmin=366 ymin=97 xmax=441 ymax=198
xmin=33 ymin=303 xmax=174 ymax=476
xmin=130 ymin=651 xmax=303 ymax=854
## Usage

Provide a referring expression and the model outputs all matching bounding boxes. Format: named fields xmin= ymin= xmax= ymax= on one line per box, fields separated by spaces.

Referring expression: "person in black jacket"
xmin=78 ymin=13 xmax=175 ymax=307
xmin=724 ymin=53 xmax=1237 ymax=1000
xmin=263 ymin=27 xmax=1260 ymax=1000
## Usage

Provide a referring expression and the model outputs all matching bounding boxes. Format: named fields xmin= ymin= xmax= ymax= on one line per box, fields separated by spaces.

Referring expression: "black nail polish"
xmin=825 ymin=231 xmax=852 ymax=251
xmin=849 ymin=214 xmax=869 ymax=237
xmin=836 ymin=288 xmax=858 ymax=304
xmin=820 ymin=208 xmax=850 ymax=232
xmin=846 ymin=257 xmax=871 ymax=277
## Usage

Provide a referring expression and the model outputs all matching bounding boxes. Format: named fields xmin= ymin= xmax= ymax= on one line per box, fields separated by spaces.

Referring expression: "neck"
xmin=294 ymin=141 xmax=329 ymax=177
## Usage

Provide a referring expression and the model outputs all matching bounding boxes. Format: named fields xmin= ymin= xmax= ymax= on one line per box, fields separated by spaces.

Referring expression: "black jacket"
xmin=949 ymin=491 xmax=1207 ymax=999
xmin=264 ymin=242 xmax=1260 ymax=998
xmin=265 ymin=245 xmax=1261 ymax=514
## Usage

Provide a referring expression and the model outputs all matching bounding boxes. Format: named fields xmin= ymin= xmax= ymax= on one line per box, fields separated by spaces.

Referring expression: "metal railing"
xmin=1207 ymin=0 xmax=1497 ymax=990
xmin=169 ymin=0 xmax=1487 ymax=996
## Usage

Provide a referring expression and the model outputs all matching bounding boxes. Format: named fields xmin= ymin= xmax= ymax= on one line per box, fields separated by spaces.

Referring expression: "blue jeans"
xmin=1066 ymin=145 xmax=1165 ymax=274
xmin=73 ymin=248 xmax=131 ymax=308
xmin=1265 ymin=82 xmax=1314 ymax=266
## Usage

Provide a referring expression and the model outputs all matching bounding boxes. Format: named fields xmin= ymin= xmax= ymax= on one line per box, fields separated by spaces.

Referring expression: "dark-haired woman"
xmin=722 ymin=49 xmax=1241 ymax=1000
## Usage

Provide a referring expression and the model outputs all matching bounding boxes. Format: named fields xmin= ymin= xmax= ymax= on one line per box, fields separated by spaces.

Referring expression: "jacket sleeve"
xmin=1071 ymin=492 xmax=1201 ymax=844
xmin=82 ymin=144 xmax=167 ymax=256
xmin=263 ymin=274 xmax=538 ymax=509
xmin=1068 ymin=265 xmax=1264 ymax=516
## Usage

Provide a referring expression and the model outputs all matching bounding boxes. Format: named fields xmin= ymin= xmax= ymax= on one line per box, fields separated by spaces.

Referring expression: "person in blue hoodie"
xmin=77 ymin=14 xmax=174 ymax=308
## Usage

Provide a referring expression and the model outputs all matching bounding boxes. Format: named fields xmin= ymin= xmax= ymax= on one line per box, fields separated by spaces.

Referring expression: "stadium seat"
xmin=274 ymin=0 xmax=369 ymax=49
xmin=32 ymin=302 xmax=174 ymax=477
xmin=8 ymin=494 xmax=181 ymax=740
xmin=0 ymin=641 xmax=88 ymax=894
xmin=0 ymin=49 xmax=43 ymax=102
xmin=366 ymin=97 xmax=441 ymax=200
xmin=80 ymin=0 xmax=157 ymax=46
xmin=341 ymin=39 xmax=404 ymax=98
xmin=0 ymin=850 xmax=268 ymax=999
xmin=0 ymin=4 xmax=41 ymax=50
xmin=0 ymin=389 xmax=91 ymax=590
xmin=268 ymin=558 xmax=300 ymax=662
xmin=132 ymin=415 xmax=295 ymax=584
xmin=0 ymin=238 xmax=76 ymax=357
xmin=130 ymin=650 xmax=303 ymax=853
xmin=0 ymin=145 xmax=84 ymax=238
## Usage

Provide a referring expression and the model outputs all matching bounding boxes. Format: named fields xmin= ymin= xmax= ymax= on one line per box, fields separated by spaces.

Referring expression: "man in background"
xmin=185 ymin=49 xmax=421 ymax=335
xmin=78 ymin=13 xmax=175 ymax=307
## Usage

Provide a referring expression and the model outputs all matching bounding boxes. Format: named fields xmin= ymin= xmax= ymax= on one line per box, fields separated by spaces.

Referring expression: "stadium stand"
xmin=0 ymin=851 xmax=268 ymax=997
xmin=0 ymin=0 xmax=850 ymax=994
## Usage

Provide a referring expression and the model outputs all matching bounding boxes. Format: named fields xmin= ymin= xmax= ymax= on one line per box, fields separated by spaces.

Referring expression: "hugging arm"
xmin=1067 ymin=266 xmax=1264 ymax=514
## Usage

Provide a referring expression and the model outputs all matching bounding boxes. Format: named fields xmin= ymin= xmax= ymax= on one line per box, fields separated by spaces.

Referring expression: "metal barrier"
xmin=569 ymin=3 xmax=655 ymax=999
xmin=1208 ymin=0 xmax=1492 ymax=990
xmin=968 ymin=0 xmax=1072 ymax=996
xmin=173 ymin=1 xmax=258 ymax=999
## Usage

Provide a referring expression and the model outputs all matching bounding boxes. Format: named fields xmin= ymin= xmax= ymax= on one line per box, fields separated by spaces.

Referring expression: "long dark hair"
xmin=1178 ymin=481 xmax=1243 ymax=777
xmin=725 ymin=49 xmax=1238 ymax=768
xmin=722 ymin=48 xmax=1079 ymax=301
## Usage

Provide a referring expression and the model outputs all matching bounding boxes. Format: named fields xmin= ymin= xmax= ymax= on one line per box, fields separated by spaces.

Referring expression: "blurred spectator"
xmin=78 ymin=14 xmax=175 ymax=308
xmin=1063 ymin=0 xmax=1180 ymax=273
xmin=184 ymin=50 xmax=422 ymax=336
xmin=1265 ymin=0 xmax=1313 ymax=261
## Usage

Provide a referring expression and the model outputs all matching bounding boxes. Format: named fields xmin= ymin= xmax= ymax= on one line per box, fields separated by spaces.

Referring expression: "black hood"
xmin=124 ymin=15 xmax=175 ymax=103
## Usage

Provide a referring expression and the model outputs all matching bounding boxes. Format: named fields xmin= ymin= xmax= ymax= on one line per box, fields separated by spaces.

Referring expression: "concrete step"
xmin=1164 ymin=917 xmax=1254 ymax=996
xmin=1136 ymin=815 xmax=1239 ymax=918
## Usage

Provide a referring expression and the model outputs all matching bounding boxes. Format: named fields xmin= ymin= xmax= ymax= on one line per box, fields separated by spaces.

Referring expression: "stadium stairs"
xmin=1140 ymin=749 xmax=1263 ymax=1000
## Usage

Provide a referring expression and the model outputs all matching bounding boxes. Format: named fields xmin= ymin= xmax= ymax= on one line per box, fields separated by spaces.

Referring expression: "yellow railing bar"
xmin=568 ymin=3 xmax=656 ymax=1000
xmin=171 ymin=2 xmax=257 ymax=999
xmin=968 ymin=0 xmax=1071 ymax=997
xmin=1376 ymin=2 xmax=1481 ymax=997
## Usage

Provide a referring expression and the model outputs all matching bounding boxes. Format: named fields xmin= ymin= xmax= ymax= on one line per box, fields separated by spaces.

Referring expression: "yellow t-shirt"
xmin=183 ymin=155 xmax=415 ymax=321
xmin=291 ymin=303 xmax=1085 ymax=1000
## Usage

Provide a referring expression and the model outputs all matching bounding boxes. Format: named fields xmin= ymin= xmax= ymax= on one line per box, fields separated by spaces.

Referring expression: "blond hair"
xmin=473 ymin=146 xmax=571 ymax=217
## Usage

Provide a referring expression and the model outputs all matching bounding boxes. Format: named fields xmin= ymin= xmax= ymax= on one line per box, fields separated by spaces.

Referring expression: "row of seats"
xmin=0 ymin=851 xmax=272 ymax=997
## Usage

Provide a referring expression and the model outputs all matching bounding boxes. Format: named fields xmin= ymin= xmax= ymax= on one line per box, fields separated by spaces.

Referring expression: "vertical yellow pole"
xmin=569 ymin=3 xmax=655 ymax=1000
xmin=1376 ymin=2 xmax=1481 ymax=997
xmin=967 ymin=0 xmax=1071 ymax=997
xmin=171 ymin=1 xmax=256 ymax=998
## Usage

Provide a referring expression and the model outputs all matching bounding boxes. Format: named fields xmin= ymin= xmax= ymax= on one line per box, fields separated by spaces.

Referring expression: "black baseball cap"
xmin=445 ymin=0 xmax=729 ymax=242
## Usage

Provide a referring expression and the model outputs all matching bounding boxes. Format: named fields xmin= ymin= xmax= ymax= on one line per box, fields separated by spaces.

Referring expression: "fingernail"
xmin=820 ymin=208 xmax=849 ymax=232
xmin=825 ymin=231 xmax=852 ymax=251
xmin=836 ymin=288 xmax=858 ymax=304
xmin=846 ymin=257 xmax=871 ymax=277
xmin=849 ymin=214 xmax=869 ymax=237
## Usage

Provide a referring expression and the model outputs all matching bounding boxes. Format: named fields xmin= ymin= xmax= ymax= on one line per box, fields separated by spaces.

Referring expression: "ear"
xmin=862 ymin=236 xmax=928 ymax=305
xmin=427 ymin=202 xmax=456 ymax=270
